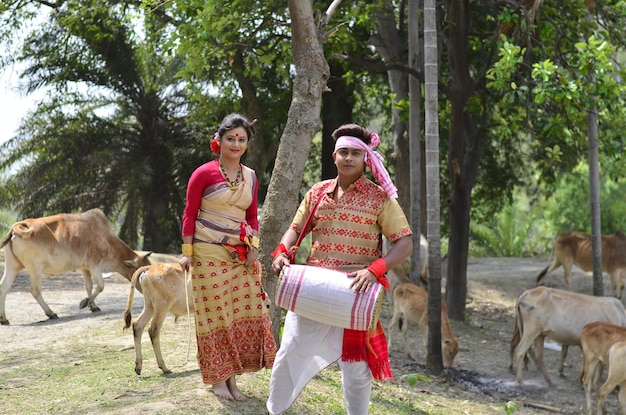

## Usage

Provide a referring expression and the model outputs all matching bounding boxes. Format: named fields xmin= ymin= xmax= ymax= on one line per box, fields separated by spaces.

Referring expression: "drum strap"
xmin=290 ymin=191 xmax=326 ymax=262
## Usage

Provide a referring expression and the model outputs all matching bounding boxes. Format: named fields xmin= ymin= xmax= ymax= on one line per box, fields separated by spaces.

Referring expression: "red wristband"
xmin=271 ymin=243 xmax=289 ymax=258
xmin=367 ymin=258 xmax=390 ymax=290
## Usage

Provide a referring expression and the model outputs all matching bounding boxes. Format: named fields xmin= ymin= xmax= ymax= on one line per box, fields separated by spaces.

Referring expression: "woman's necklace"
xmin=219 ymin=161 xmax=242 ymax=191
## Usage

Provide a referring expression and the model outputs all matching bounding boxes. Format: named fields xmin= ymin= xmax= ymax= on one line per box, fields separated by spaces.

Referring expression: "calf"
xmin=122 ymin=263 xmax=191 ymax=375
xmin=387 ymin=282 xmax=459 ymax=368
xmin=513 ymin=287 xmax=626 ymax=387
xmin=580 ymin=322 xmax=626 ymax=415
xmin=384 ymin=234 xmax=429 ymax=307
xmin=597 ymin=339 xmax=626 ymax=415
xmin=536 ymin=231 xmax=626 ymax=298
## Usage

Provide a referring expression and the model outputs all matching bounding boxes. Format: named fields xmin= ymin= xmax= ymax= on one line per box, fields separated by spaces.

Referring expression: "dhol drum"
xmin=276 ymin=264 xmax=384 ymax=331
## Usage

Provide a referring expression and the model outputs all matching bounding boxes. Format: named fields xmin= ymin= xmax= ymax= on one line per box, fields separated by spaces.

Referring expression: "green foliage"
xmin=504 ymin=401 xmax=519 ymax=415
xmin=470 ymin=190 xmax=548 ymax=257
xmin=538 ymin=162 xmax=626 ymax=235
xmin=0 ymin=208 xmax=18 ymax=236
xmin=398 ymin=372 xmax=431 ymax=398
xmin=485 ymin=1 xmax=626 ymax=204
xmin=0 ymin=2 xmax=190 ymax=251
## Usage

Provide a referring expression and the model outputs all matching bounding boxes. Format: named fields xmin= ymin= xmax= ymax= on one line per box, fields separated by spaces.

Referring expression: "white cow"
xmin=513 ymin=286 xmax=626 ymax=387
xmin=0 ymin=209 xmax=151 ymax=324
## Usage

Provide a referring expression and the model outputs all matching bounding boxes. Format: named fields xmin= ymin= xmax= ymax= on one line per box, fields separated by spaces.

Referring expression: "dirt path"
xmin=1 ymin=254 xmax=620 ymax=414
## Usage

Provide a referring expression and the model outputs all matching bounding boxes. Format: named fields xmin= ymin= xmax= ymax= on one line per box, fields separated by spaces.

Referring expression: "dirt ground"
xmin=1 ymin=254 xmax=621 ymax=414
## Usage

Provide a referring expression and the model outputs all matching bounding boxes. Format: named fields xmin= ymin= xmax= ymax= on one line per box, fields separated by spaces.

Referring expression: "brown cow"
xmin=513 ymin=287 xmax=626 ymax=387
xmin=597 ymin=339 xmax=626 ymax=415
xmin=387 ymin=282 xmax=459 ymax=368
xmin=0 ymin=209 xmax=151 ymax=325
xmin=384 ymin=234 xmax=428 ymax=307
xmin=123 ymin=263 xmax=191 ymax=375
xmin=536 ymin=231 xmax=626 ymax=298
xmin=580 ymin=322 xmax=626 ymax=415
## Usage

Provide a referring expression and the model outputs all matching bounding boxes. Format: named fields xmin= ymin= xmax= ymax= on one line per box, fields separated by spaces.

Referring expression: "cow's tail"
xmin=0 ymin=229 xmax=13 ymax=249
xmin=509 ymin=299 xmax=523 ymax=371
xmin=536 ymin=243 xmax=556 ymax=285
xmin=123 ymin=266 xmax=146 ymax=330
xmin=511 ymin=295 xmax=532 ymax=371
xmin=511 ymin=296 xmax=527 ymax=366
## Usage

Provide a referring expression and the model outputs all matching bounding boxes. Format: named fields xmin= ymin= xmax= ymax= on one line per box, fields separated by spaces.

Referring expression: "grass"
xmin=0 ymin=316 xmax=511 ymax=415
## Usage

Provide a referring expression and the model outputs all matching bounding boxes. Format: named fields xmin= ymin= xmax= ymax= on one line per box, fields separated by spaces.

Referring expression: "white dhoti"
xmin=266 ymin=311 xmax=373 ymax=415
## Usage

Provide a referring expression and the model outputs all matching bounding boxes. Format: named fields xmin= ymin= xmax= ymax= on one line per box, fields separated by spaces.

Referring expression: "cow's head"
xmin=125 ymin=251 xmax=152 ymax=269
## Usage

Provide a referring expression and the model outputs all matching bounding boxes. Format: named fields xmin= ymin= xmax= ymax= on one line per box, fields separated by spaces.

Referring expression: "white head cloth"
xmin=334 ymin=135 xmax=398 ymax=199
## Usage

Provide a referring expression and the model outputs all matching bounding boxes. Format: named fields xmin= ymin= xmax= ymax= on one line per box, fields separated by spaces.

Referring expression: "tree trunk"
xmin=372 ymin=2 xmax=411 ymax=215
xmin=587 ymin=105 xmax=603 ymax=296
xmin=321 ymin=62 xmax=354 ymax=180
xmin=408 ymin=0 xmax=422 ymax=287
xmin=259 ymin=0 xmax=332 ymax=343
xmin=443 ymin=0 xmax=483 ymax=322
xmin=233 ymin=49 xmax=269 ymax=177
xmin=423 ymin=0 xmax=444 ymax=375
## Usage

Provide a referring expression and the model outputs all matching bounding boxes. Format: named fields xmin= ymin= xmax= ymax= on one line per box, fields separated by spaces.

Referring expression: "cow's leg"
xmin=561 ymin=261 xmax=574 ymax=291
xmin=515 ymin=327 xmax=543 ymax=386
xmin=79 ymin=269 xmax=92 ymax=309
xmin=400 ymin=314 xmax=415 ymax=360
xmin=557 ymin=344 xmax=569 ymax=377
xmin=79 ymin=269 xmax=103 ymax=312
xmin=582 ymin=356 xmax=600 ymax=415
xmin=529 ymin=336 xmax=553 ymax=387
xmin=27 ymin=270 xmax=59 ymax=321
xmin=609 ymin=271 xmax=624 ymax=299
xmin=149 ymin=300 xmax=173 ymax=374
xmin=617 ymin=380 xmax=626 ymax=415
xmin=0 ymin=246 xmax=25 ymax=325
xmin=508 ymin=323 xmax=520 ymax=372
xmin=597 ymin=376 xmax=619 ymax=415
xmin=386 ymin=303 xmax=400 ymax=350
xmin=132 ymin=300 xmax=154 ymax=375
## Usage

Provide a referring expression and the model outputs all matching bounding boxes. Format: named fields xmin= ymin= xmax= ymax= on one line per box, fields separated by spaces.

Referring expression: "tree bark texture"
xmin=259 ymin=0 xmax=331 ymax=343
xmin=443 ymin=0 xmax=483 ymax=321
xmin=372 ymin=3 xmax=411 ymax=216
xmin=321 ymin=62 xmax=354 ymax=180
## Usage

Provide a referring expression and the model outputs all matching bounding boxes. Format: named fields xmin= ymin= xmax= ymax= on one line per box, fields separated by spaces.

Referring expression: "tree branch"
xmin=332 ymin=53 xmax=423 ymax=82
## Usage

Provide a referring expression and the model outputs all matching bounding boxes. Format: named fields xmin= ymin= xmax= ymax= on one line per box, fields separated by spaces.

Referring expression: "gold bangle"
xmin=250 ymin=236 xmax=260 ymax=249
xmin=181 ymin=243 xmax=193 ymax=257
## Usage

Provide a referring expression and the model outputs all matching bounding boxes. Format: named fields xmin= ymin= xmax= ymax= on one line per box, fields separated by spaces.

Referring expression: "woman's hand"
xmin=245 ymin=247 xmax=258 ymax=268
xmin=347 ymin=269 xmax=378 ymax=294
xmin=272 ymin=253 xmax=290 ymax=276
xmin=180 ymin=256 xmax=192 ymax=272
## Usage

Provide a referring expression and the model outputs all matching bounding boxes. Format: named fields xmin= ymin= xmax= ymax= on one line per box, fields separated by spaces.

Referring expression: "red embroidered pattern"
xmin=191 ymin=246 xmax=277 ymax=384
xmin=291 ymin=177 xmax=411 ymax=271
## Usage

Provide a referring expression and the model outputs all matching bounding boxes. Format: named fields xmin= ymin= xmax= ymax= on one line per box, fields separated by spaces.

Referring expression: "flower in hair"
xmin=370 ymin=132 xmax=381 ymax=149
xmin=210 ymin=132 xmax=220 ymax=154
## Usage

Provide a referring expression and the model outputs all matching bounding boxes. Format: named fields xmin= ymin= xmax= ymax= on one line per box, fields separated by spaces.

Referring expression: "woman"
xmin=266 ymin=124 xmax=413 ymax=415
xmin=180 ymin=113 xmax=277 ymax=401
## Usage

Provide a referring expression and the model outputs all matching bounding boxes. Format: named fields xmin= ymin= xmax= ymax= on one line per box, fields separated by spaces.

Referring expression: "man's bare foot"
xmin=211 ymin=381 xmax=234 ymax=400
xmin=226 ymin=376 xmax=246 ymax=401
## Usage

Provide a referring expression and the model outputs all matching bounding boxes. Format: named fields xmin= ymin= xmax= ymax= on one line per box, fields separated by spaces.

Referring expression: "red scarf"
xmin=342 ymin=320 xmax=394 ymax=381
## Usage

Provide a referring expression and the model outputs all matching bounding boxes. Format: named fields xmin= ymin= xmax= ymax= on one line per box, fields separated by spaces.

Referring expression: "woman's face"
xmin=220 ymin=126 xmax=248 ymax=160
xmin=333 ymin=147 xmax=366 ymax=176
